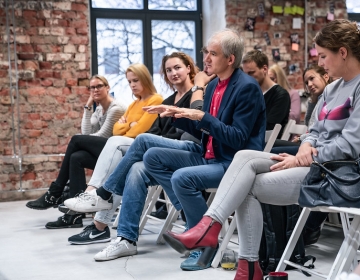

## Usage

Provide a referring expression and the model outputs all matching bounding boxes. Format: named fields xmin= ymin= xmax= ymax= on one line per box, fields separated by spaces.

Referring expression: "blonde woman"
xmin=269 ymin=64 xmax=301 ymax=123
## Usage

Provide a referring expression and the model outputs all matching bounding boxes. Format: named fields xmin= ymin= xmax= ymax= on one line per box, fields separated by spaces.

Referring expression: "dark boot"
xmin=163 ymin=216 xmax=221 ymax=266
xmin=234 ymin=259 xmax=263 ymax=280
xmin=45 ymin=214 xmax=83 ymax=229
xmin=26 ymin=182 xmax=63 ymax=210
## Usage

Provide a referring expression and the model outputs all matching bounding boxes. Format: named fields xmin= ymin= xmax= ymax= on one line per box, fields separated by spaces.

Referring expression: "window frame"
xmin=89 ymin=0 xmax=203 ymax=76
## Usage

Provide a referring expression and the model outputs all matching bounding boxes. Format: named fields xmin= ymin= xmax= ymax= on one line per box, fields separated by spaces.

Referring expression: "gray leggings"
xmin=206 ymin=150 xmax=309 ymax=261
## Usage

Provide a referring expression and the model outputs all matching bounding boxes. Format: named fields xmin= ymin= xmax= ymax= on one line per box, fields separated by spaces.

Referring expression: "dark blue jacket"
xmin=173 ymin=68 xmax=266 ymax=163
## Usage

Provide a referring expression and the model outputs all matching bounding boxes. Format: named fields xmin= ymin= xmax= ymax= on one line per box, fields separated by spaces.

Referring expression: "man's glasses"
xmin=89 ymin=84 xmax=105 ymax=91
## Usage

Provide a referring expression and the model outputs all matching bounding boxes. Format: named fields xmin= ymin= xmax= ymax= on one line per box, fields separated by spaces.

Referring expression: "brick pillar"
xmin=0 ymin=0 xmax=91 ymax=201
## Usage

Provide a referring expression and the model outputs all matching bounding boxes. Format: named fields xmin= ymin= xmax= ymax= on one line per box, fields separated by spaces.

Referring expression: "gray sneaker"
xmin=94 ymin=238 xmax=137 ymax=261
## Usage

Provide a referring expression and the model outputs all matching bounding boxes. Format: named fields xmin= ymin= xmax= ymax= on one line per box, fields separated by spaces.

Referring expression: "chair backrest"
xmin=264 ymin=124 xmax=282 ymax=153
xmin=280 ymin=119 xmax=307 ymax=141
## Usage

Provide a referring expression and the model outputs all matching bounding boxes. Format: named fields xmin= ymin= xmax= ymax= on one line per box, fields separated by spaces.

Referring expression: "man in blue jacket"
xmin=65 ymin=29 xmax=267 ymax=270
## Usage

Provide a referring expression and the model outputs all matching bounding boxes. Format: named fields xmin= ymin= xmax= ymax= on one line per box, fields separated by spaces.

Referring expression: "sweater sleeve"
xmin=81 ymin=108 xmax=94 ymax=135
xmin=90 ymin=105 xmax=125 ymax=138
xmin=124 ymin=95 xmax=163 ymax=138
xmin=112 ymin=104 xmax=133 ymax=136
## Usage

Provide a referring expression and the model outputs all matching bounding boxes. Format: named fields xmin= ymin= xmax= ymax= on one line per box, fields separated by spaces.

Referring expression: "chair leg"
xmin=139 ymin=186 xmax=163 ymax=234
xmin=112 ymin=197 xmax=123 ymax=228
xmin=211 ymin=216 xmax=237 ymax=268
xmin=276 ymin=207 xmax=311 ymax=272
xmin=156 ymin=206 xmax=180 ymax=244
xmin=328 ymin=215 xmax=360 ymax=279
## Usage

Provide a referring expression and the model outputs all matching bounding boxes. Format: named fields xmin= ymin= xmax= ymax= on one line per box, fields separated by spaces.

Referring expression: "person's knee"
xmin=143 ymin=147 xmax=162 ymax=168
xmin=171 ymin=170 xmax=193 ymax=196
xmin=69 ymin=151 xmax=85 ymax=166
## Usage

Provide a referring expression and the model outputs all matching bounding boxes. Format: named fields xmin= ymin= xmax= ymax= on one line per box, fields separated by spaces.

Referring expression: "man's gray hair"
xmin=207 ymin=29 xmax=244 ymax=68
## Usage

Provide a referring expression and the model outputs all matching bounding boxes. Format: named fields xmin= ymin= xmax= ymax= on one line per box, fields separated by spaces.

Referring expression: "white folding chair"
xmin=281 ymin=119 xmax=308 ymax=141
xmin=277 ymin=206 xmax=360 ymax=279
xmin=138 ymin=184 xmax=183 ymax=244
xmin=207 ymin=124 xmax=282 ymax=268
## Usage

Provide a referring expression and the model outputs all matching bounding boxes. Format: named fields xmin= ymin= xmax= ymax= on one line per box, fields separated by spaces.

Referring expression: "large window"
xmin=90 ymin=0 xmax=202 ymax=105
xmin=347 ymin=0 xmax=360 ymax=23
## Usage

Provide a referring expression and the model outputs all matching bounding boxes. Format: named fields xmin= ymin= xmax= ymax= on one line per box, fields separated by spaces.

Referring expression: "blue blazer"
xmin=174 ymin=68 xmax=266 ymax=163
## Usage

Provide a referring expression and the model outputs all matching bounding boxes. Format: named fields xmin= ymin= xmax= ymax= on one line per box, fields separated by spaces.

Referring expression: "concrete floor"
xmin=0 ymin=200 xmax=345 ymax=280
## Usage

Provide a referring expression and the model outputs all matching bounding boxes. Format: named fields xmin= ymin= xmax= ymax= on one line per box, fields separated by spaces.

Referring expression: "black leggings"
xmin=55 ymin=135 xmax=108 ymax=197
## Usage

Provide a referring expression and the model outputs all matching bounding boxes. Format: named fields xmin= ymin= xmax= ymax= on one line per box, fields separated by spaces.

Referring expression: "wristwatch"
xmin=84 ymin=105 xmax=92 ymax=111
xmin=191 ymin=85 xmax=204 ymax=93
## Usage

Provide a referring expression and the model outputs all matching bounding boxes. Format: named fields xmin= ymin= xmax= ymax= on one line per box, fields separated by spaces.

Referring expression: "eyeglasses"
xmin=89 ymin=84 xmax=105 ymax=91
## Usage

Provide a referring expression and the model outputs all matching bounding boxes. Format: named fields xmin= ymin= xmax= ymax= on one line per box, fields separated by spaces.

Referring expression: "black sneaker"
xmin=45 ymin=214 xmax=83 ymax=229
xmin=68 ymin=223 xmax=111 ymax=245
xmin=58 ymin=204 xmax=81 ymax=215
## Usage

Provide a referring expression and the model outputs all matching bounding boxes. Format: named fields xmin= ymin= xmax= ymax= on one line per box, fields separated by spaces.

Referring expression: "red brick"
xmin=26 ymin=80 xmax=41 ymax=87
xmin=62 ymin=11 xmax=77 ymax=19
xmin=28 ymin=113 xmax=40 ymax=120
xmin=23 ymin=10 xmax=37 ymax=18
xmin=24 ymin=121 xmax=34 ymax=129
xmin=27 ymin=87 xmax=46 ymax=96
xmin=35 ymin=70 xmax=54 ymax=79
xmin=52 ymin=10 xmax=65 ymax=19
xmin=71 ymin=20 xmax=88 ymax=29
xmin=72 ymin=87 xmax=88 ymax=95
xmin=19 ymin=44 xmax=34 ymax=52
xmin=47 ymin=87 xmax=62 ymax=96
xmin=22 ymin=172 xmax=37 ymax=181
xmin=51 ymin=45 xmax=62 ymax=53
xmin=41 ymin=113 xmax=53 ymax=121
xmin=18 ymin=53 xmax=39 ymax=60
xmin=18 ymin=80 xmax=27 ymax=88
xmin=23 ymin=61 xmax=39 ymax=71
xmin=76 ymin=28 xmax=88 ymax=35
xmin=40 ymin=79 xmax=53 ymax=87
xmin=28 ymin=130 xmax=43 ymax=138
xmin=39 ymin=61 xmax=52 ymax=69
xmin=37 ymin=19 xmax=45 ymax=27
xmin=31 ymin=180 xmax=44 ymax=189
xmin=71 ymin=3 xmax=88 ymax=12
xmin=69 ymin=36 xmax=89 ymax=45
xmin=62 ymin=87 xmax=71 ymax=95
xmin=68 ymin=111 xmax=80 ymax=119
xmin=0 ymin=70 xmax=7 ymax=78
xmin=66 ymin=79 xmax=78 ymax=86
xmin=53 ymin=71 xmax=61 ymax=79
xmin=65 ymin=27 xmax=76 ymax=36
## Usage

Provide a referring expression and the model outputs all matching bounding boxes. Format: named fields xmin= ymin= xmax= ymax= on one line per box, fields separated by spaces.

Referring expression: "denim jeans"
xmin=143 ymin=147 xmax=230 ymax=228
xmin=101 ymin=134 xmax=201 ymax=240
xmin=205 ymin=150 xmax=309 ymax=261
xmin=102 ymin=133 xmax=201 ymax=201
xmin=115 ymin=161 xmax=158 ymax=241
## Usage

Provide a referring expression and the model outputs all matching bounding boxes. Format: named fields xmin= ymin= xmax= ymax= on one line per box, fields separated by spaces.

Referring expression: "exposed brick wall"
xmin=225 ymin=0 xmax=347 ymax=89
xmin=0 ymin=0 xmax=91 ymax=199
xmin=0 ymin=0 xmax=348 ymax=201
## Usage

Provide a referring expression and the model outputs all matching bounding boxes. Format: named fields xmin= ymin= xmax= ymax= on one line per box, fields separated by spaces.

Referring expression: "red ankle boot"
xmin=163 ymin=216 xmax=221 ymax=250
xmin=234 ymin=259 xmax=263 ymax=280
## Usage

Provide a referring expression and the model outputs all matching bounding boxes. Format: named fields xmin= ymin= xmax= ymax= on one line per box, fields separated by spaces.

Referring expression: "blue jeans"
xmin=102 ymin=133 xmax=201 ymax=205
xmin=143 ymin=147 xmax=230 ymax=228
xmin=102 ymin=134 xmax=202 ymax=240
xmin=116 ymin=162 xmax=158 ymax=242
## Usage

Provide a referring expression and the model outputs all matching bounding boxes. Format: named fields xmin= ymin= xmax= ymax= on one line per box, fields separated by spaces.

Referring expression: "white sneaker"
xmin=64 ymin=189 xmax=112 ymax=213
xmin=94 ymin=238 xmax=137 ymax=261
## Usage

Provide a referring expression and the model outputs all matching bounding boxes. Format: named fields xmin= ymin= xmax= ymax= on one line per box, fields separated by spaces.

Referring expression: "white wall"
xmin=202 ymin=0 xmax=226 ymax=43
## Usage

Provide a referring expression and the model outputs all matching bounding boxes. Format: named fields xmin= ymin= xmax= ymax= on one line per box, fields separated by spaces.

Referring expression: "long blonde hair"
xmin=268 ymin=64 xmax=291 ymax=92
xmin=126 ymin=63 xmax=157 ymax=98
